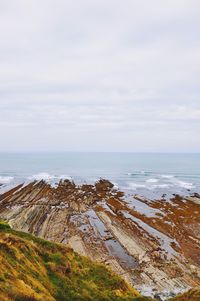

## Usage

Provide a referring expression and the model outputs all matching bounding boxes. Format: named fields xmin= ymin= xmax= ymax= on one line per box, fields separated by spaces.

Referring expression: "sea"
xmin=0 ymin=152 xmax=200 ymax=199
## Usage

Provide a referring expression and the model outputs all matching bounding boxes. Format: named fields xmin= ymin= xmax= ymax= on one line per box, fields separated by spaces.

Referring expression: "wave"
xmin=127 ymin=171 xmax=151 ymax=177
xmin=151 ymin=184 xmax=172 ymax=189
xmin=58 ymin=175 xmax=72 ymax=180
xmin=28 ymin=173 xmax=55 ymax=181
xmin=112 ymin=182 xmax=119 ymax=189
xmin=0 ymin=176 xmax=14 ymax=184
xmin=127 ymin=179 xmax=195 ymax=190
xmin=146 ymin=178 xmax=158 ymax=183
xmin=28 ymin=173 xmax=72 ymax=182
xmin=128 ymin=182 xmax=147 ymax=190
xmin=175 ymin=180 xmax=195 ymax=189
xmin=160 ymin=175 xmax=175 ymax=179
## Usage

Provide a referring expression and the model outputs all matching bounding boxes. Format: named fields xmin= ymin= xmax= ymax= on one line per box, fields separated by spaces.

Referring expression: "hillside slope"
xmin=0 ymin=220 xmax=152 ymax=301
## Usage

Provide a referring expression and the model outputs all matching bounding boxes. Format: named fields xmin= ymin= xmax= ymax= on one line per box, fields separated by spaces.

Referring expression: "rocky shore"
xmin=0 ymin=179 xmax=199 ymax=300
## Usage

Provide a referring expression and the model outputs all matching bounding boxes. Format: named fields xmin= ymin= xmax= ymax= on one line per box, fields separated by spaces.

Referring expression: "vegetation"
xmin=0 ymin=220 xmax=154 ymax=301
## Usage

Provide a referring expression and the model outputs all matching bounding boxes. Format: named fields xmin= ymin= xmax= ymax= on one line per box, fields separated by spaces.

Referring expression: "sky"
xmin=0 ymin=0 xmax=200 ymax=152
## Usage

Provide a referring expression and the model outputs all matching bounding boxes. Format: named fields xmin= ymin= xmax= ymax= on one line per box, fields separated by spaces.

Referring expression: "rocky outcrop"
xmin=171 ymin=288 xmax=200 ymax=301
xmin=0 ymin=179 xmax=200 ymax=300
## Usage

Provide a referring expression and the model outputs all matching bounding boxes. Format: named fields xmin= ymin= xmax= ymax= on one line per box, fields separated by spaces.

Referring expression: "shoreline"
xmin=0 ymin=174 xmax=199 ymax=202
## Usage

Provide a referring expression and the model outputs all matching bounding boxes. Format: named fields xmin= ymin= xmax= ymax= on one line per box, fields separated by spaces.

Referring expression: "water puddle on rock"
xmin=86 ymin=209 xmax=139 ymax=270
xmin=105 ymin=238 xmax=139 ymax=270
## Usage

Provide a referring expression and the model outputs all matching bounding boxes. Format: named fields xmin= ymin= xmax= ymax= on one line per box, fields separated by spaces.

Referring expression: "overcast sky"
xmin=0 ymin=0 xmax=200 ymax=152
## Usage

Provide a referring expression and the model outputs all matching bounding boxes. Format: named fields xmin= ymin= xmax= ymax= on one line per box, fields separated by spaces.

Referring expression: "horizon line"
xmin=0 ymin=151 xmax=200 ymax=155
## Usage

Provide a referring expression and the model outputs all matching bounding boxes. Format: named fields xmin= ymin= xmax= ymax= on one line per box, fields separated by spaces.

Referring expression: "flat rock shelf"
xmin=0 ymin=179 xmax=200 ymax=300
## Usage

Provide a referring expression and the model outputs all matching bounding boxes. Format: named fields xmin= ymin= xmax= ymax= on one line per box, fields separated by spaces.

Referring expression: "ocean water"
xmin=0 ymin=152 xmax=200 ymax=199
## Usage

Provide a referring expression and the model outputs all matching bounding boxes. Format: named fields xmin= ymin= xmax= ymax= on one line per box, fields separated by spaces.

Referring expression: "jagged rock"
xmin=95 ymin=179 xmax=114 ymax=192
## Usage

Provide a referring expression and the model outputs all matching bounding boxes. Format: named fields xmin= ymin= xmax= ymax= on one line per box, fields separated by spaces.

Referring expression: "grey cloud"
xmin=0 ymin=0 xmax=200 ymax=152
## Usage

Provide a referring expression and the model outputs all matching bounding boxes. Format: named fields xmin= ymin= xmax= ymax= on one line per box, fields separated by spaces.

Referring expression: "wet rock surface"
xmin=0 ymin=179 xmax=200 ymax=300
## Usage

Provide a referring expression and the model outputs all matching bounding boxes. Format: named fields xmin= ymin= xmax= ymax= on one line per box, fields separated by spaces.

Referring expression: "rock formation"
xmin=0 ymin=179 xmax=199 ymax=300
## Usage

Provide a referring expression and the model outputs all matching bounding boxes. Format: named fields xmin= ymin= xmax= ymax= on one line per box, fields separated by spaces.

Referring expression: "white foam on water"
xmin=28 ymin=173 xmax=72 ymax=182
xmin=175 ymin=180 xmax=195 ymax=189
xmin=28 ymin=172 xmax=56 ymax=181
xmin=0 ymin=176 xmax=14 ymax=184
xmin=151 ymin=184 xmax=172 ymax=189
xmin=161 ymin=174 xmax=175 ymax=179
xmin=57 ymin=174 xmax=72 ymax=180
xmin=146 ymin=178 xmax=159 ymax=183
xmin=112 ymin=182 xmax=119 ymax=189
xmin=128 ymin=182 xmax=147 ymax=190
xmin=127 ymin=181 xmax=173 ymax=191
xmin=127 ymin=171 xmax=149 ymax=176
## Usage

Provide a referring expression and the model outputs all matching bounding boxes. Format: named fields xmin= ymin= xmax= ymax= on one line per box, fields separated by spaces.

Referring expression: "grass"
xmin=0 ymin=220 xmax=154 ymax=301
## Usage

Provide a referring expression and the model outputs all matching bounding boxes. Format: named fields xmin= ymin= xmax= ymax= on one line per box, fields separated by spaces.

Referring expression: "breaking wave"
xmin=151 ymin=184 xmax=172 ymax=189
xmin=160 ymin=175 xmax=175 ymax=179
xmin=175 ymin=180 xmax=195 ymax=189
xmin=28 ymin=173 xmax=72 ymax=182
xmin=0 ymin=176 xmax=14 ymax=184
xmin=128 ymin=183 xmax=147 ymax=190
xmin=146 ymin=178 xmax=159 ymax=183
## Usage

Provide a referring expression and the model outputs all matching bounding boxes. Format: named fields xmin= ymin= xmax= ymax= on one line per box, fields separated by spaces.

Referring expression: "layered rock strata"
xmin=0 ymin=179 xmax=199 ymax=300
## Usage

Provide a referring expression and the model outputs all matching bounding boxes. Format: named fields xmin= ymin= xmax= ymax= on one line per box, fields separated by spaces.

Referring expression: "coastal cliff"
xmin=0 ymin=179 xmax=199 ymax=300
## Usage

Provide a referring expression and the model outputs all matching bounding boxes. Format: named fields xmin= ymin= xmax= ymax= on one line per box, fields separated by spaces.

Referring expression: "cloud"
xmin=0 ymin=0 xmax=200 ymax=152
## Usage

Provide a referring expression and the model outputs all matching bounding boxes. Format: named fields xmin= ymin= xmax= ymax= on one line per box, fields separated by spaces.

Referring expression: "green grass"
xmin=0 ymin=219 xmax=11 ymax=230
xmin=0 ymin=220 xmax=155 ymax=301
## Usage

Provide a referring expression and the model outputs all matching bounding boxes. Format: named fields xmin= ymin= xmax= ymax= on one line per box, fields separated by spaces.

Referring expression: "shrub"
xmin=0 ymin=220 xmax=11 ymax=231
